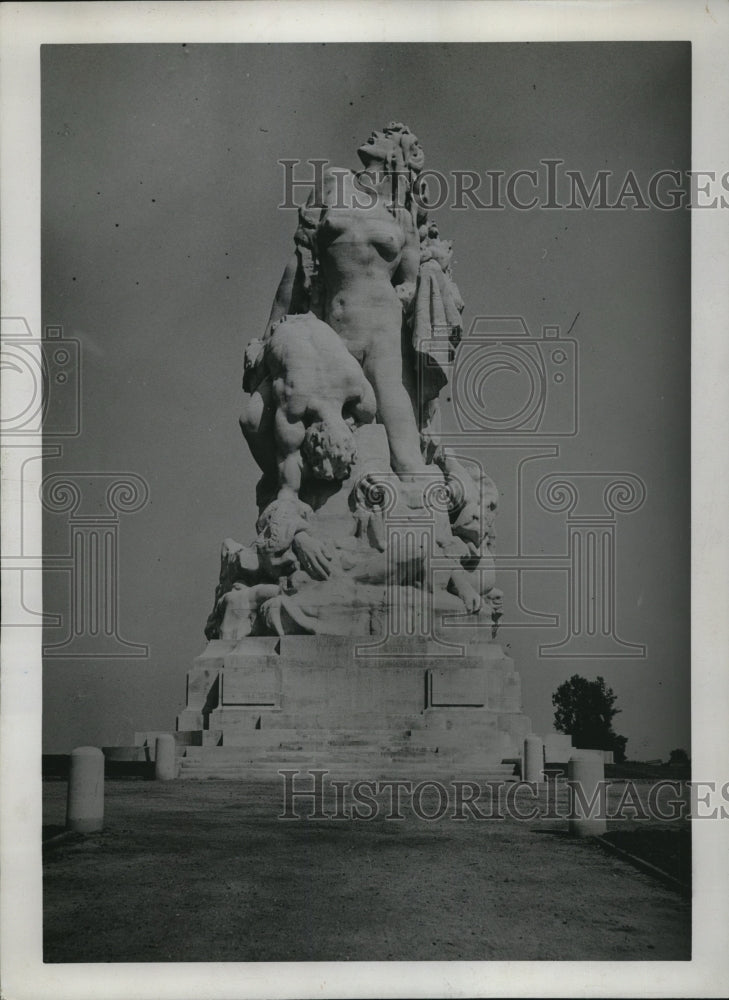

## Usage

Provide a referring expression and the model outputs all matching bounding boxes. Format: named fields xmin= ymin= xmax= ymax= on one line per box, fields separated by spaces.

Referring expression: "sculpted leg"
xmin=364 ymin=354 xmax=428 ymax=478
xmin=240 ymin=375 xmax=276 ymax=477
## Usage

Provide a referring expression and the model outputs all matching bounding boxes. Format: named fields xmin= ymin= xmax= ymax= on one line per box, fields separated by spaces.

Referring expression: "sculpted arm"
xmin=393 ymin=209 xmax=420 ymax=307
xmin=273 ymin=403 xmax=306 ymax=499
xmin=263 ymin=187 xmax=324 ymax=337
xmin=264 ymin=256 xmax=301 ymax=338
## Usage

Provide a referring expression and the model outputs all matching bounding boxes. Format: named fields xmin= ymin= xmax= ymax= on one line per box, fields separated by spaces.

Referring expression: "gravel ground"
xmin=43 ymin=777 xmax=691 ymax=963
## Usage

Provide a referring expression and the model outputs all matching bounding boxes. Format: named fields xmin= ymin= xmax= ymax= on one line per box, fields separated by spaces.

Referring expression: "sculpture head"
xmin=420 ymin=223 xmax=455 ymax=270
xmin=452 ymin=499 xmax=486 ymax=548
xmin=302 ymin=419 xmax=357 ymax=481
xmin=450 ymin=471 xmax=499 ymax=549
xmin=231 ymin=541 xmax=263 ymax=584
xmin=255 ymin=496 xmax=313 ymax=578
xmin=357 ymin=122 xmax=425 ymax=175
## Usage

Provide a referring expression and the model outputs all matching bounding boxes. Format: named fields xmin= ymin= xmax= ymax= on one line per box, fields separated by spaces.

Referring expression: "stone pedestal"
xmin=174 ymin=633 xmax=530 ymax=779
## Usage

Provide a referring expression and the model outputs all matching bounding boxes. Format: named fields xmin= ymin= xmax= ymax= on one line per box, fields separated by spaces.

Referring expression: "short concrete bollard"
xmin=523 ymin=735 xmax=544 ymax=783
xmin=154 ymin=734 xmax=177 ymax=780
xmin=66 ymin=746 xmax=104 ymax=834
xmin=567 ymin=751 xmax=607 ymax=837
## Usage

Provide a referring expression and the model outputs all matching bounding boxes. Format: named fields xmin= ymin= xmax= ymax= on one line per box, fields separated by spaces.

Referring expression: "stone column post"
xmin=155 ymin=734 xmax=177 ymax=780
xmin=523 ymin=734 xmax=544 ymax=783
xmin=66 ymin=746 xmax=104 ymax=833
xmin=567 ymin=750 xmax=607 ymax=837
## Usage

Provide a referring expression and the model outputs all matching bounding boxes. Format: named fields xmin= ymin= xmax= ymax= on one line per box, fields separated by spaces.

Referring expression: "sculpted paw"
xmin=448 ymin=571 xmax=483 ymax=614
xmin=461 ymin=588 xmax=482 ymax=614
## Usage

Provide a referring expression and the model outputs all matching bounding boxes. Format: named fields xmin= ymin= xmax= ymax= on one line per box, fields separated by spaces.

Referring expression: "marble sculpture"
xmin=205 ymin=122 xmax=503 ymax=642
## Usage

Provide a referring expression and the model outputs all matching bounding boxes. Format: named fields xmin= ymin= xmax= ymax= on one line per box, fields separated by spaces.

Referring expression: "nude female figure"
xmin=242 ymin=124 xmax=483 ymax=612
xmin=258 ymin=123 xmax=428 ymax=481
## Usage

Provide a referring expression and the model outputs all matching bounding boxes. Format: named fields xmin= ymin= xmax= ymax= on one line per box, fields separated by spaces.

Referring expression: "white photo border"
xmin=1 ymin=2 xmax=728 ymax=997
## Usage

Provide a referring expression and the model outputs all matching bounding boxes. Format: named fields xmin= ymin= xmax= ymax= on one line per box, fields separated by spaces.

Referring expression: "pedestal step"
xmin=176 ymin=728 xmax=518 ymax=781
xmin=177 ymin=760 xmax=517 ymax=782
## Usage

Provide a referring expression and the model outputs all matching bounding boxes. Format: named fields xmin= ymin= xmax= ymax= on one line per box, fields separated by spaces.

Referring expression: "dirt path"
xmin=43 ymin=779 xmax=690 ymax=962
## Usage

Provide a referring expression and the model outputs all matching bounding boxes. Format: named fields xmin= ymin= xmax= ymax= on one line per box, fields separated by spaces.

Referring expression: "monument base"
xmin=173 ymin=633 xmax=530 ymax=780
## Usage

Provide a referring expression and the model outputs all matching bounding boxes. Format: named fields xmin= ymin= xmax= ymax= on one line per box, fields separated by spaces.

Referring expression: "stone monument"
xmin=174 ymin=122 xmax=530 ymax=778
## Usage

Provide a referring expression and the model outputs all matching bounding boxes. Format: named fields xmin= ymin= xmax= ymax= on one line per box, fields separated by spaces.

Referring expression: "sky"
xmin=41 ymin=42 xmax=690 ymax=758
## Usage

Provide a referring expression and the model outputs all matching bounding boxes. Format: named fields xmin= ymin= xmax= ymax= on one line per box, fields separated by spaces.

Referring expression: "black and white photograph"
xmin=1 ymin=2 xmax=728 ymax=998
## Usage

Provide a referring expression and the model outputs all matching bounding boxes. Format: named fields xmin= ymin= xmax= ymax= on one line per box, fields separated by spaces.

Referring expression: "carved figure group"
xmin=207 ymin=123 xmax=502 ymax=639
